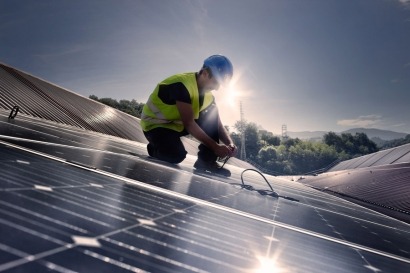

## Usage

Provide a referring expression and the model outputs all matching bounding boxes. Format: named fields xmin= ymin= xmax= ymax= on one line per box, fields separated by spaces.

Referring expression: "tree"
xmin=260 ymin=131 xmax=281 ymax=146
xmin=282 ymin=137 xmax=302 ymax=148
xmin=89 ymin=95 xmax=144 ymax=118
xmin=354 ymin=132 xmax=378 ymax=155
xmin=287 ymin=141 xmax=339 ymax=174
xmin=234 ymin=121 xmax=263 ymax=160
xmin=258 ymin=145 xmax=277 ymax=162
xmin=323 ymin=132 xmax=343 ymax=152
xmin=323 ymin=131 xmax=378 ymax=159
xmin=381 ymin=134 xmax=410 ymax=149
xmin=99 ymin=97 xmax=119 ymax=108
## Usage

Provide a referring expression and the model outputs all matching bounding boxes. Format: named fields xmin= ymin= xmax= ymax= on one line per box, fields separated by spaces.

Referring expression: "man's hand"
xmin=175 ymin=101 xmax=237 ymax=159
xmin=213 ymin=144 xmax=234 ymax=158
xmin=228 ymin=144 xmax=237 ymax=157
xmin=213 ymin=143 xmax=237 ymax=158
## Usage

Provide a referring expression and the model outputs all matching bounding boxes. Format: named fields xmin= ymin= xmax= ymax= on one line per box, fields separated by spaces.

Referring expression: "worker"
xmin=140 ymin=54 xmax=237 ymax=174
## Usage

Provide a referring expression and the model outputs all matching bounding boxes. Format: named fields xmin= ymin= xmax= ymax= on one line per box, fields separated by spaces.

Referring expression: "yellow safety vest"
xmin=141 ymin=73 xmax=214 ymax=132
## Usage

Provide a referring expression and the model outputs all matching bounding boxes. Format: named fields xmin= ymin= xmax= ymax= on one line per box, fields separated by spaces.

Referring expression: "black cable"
xmin=241 ymin=168 xmax=274 ymax=192
xmin=219 ymin=156 xmax=230 ymax=169
xmin=218 ymin=157 xmax=298 ymax=201
xmin=240 ymin=168 xmax=299 ymax=202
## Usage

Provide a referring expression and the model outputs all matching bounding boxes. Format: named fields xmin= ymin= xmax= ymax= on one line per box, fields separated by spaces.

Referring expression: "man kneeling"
xmin=140 ymin=55 xmax=237 ymax=173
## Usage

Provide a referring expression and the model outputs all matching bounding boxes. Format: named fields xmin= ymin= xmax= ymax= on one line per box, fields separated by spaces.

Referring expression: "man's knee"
xmin=157 ymin=151 xmax=186 ymax=164
xmin=147 ymin=143 xmax=187 ymax=164
xmin=167 ymin=152 xmax=187 ymax=164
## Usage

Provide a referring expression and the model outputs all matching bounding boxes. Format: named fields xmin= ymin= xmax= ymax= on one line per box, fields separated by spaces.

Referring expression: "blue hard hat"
xmin=203 ymin=55 xmax=233 ymax=83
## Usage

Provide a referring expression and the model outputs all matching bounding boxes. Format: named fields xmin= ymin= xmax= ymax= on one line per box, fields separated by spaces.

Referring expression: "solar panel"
xmin=1 ymin=118 xmax=410 ymax=272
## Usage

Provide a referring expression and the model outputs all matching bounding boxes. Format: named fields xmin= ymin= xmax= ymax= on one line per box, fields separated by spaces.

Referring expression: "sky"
xmin=1 ymin=0 xmax=410 ymax=135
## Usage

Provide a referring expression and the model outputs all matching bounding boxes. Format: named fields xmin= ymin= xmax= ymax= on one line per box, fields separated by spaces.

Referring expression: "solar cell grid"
xmin=2 ymin=63 xmax=410 ymax=272
xmin=1 ymin=140 xmax=410 ymax=272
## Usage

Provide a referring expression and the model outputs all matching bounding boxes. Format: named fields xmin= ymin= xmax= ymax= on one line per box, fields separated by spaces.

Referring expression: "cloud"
xmin=391 ymin=122 xmax=407 ymax=128
xmin=398 ymin=0 xmax=410 ymax=9
xmin=337 ymin=115 xmax=383 ymax=128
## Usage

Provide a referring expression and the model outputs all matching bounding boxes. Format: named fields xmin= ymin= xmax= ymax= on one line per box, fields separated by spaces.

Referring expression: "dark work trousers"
xmin=143 ymin=103 xmax=220 ymax=164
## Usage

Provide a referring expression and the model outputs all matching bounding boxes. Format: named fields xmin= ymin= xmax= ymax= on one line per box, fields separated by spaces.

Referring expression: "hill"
xmin=287 ymin=128 xmax=408 ymax=141
xmin=286 ymin=131 xmax=326 ymax=141
xmin=341 ymin=128 xmax=408 ymax=141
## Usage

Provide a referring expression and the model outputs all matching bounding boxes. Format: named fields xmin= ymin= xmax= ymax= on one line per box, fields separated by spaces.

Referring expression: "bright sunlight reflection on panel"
xmin=251 ymin=256 xmax=289 ymax=273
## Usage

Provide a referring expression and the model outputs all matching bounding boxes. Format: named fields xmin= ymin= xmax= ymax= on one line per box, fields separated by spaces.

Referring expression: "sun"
xmin=212 ymin=67 xmax=250 ymax=127
xmin=215 ymin=70 xmax=244 ymax=108
xmin=224 ymin=82 xmax=239 ymax=107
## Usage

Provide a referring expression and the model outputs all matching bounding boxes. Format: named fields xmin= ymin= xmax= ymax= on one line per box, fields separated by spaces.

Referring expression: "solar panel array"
xmin=1 ymin=64 xmax=410 ymax=272
xmin=1 ymin=110 xmax=410 ymax=272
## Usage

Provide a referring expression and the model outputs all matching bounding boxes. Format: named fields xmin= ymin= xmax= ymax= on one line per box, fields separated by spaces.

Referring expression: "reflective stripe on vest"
xmin=146 ymin=100 xmax=166 ymax=120
xmin=141 ymin=112 xmax=183 ymax=125
xmin=141 ymin=95 xmax=212 ymax=127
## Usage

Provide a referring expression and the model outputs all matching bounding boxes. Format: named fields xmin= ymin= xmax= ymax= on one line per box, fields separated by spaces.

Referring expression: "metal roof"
xmin=328 ymin=143 xmax=410 ymax=171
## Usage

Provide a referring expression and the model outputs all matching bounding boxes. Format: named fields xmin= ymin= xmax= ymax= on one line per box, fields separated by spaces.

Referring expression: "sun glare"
xmin=254 ymin=257 xmax=278 ymax=273
xmin=213 ymin=67 xmax=253 ymax=128
xmin=224 ymin=83 xmax=238 ymax=107
xmin=215 ymin=69 xmax=244 ymax=108
xmin=253 ymin=257 xmax=283 ymax=273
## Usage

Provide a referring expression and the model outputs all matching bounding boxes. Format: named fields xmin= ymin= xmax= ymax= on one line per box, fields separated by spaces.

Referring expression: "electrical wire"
xmin=240 ymin=168 xmax=299 ymax=202
xmin=218 ymin=156 xmax=230 ymax=169
xmin=217 ymin=156 xmax=298 ymax=201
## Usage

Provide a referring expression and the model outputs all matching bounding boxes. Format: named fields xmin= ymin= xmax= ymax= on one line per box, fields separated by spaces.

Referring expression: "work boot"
xmin=147 ymin=143 xmax=155 ymax=157
xmin=193 ymin=158 xmax=231 ymax=177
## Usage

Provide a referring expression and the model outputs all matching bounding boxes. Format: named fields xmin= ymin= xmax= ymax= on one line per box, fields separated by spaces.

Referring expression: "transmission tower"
xmin=282 ymin=124 xmax=288 ymax=140
xmin=240 ymin=101 xmax=246 ymax=160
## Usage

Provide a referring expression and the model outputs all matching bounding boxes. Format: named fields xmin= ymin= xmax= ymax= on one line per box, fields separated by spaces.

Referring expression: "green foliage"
xmin=324 ymin=132 xmax=378 ymax=158
xmin=260 ymin=131 xmax=281 ymax=146
xmin=231 ymin=123 xmax=380 ymax=175
xmin=254 ymin=141 xmax=339 ymax=175
xmin=287 ymin=141 xmax=339 ymax=174
xmin=89 ymin=95 xmax=144 ymax=118
xmin=233 ymin=121 xmax=264 ymax=160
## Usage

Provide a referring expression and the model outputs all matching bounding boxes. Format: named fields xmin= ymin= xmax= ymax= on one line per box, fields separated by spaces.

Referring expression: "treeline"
xmin=229 ymin=121 xmax=379 ymax=175
xmin=380 ymin=134 xmax=410 ymax=149
xmin=90 ymin=95 xmax=409 ymax=175
xmin=89 ymin=95 xmax=144 ymax=118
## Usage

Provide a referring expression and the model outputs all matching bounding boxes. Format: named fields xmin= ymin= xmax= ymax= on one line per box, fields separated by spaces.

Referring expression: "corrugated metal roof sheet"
xmin=0 ymin=63 xmax=141 ymax=139
xmin=329 ymin=143 xmax=410 ymax=171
